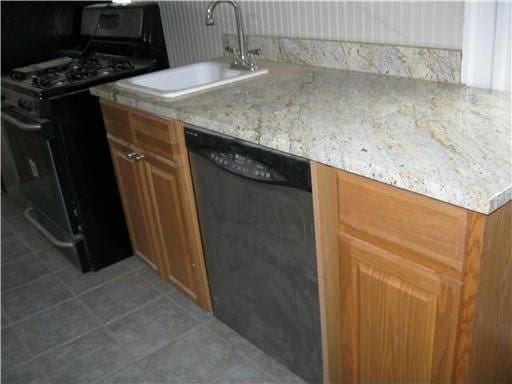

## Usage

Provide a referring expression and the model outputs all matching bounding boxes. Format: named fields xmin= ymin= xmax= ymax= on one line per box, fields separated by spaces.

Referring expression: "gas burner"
xmin=32 ymin=74 xmax=60 ymax=89
xmin=65 ymin=59 xmax=101 ymax=83
xmin=80 ymin=57 xmax=100 ymax=67
xmin=108 ymin=59 xmax=135 ymax=72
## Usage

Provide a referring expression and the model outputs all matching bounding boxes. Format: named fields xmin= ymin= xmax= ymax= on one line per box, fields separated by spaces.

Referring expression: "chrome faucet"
xmin=205 ymin=1 xmax=260 ymax=71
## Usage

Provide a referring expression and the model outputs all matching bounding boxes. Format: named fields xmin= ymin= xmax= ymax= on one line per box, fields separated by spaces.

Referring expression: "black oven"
xmin=1 ymin=1 xmax=167 ymax=272
xmin=2 ymin=105 xmax=87 ymax=267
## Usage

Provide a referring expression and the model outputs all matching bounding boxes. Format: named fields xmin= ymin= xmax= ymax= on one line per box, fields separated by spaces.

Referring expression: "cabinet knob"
xmin=126 ymin=152 xmax=145 ymax=161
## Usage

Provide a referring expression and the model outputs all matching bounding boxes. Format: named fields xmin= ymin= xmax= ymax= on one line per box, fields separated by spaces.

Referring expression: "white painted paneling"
xmin=461 ymin=1 xmax=511 ymax=90
xmin=156 ymin=1 xmax=464 ymax=68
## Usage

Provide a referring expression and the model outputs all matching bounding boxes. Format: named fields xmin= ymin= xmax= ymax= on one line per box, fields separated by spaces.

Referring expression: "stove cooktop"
xmin=2 ymin=53 xmax=155 ymax=99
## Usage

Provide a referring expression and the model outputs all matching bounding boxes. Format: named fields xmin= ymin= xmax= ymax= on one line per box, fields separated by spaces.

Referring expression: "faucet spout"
xmin=205 ymin=1 xmax=252 ymax=70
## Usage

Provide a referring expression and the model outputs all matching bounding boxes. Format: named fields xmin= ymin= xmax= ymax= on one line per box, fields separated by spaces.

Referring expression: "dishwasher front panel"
xmin=189 ymin=151 xmax=322 ymax=384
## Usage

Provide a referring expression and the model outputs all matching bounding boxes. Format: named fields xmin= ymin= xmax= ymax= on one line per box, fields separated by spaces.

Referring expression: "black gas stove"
xmin=1 ymin=2 xmax=168 ymax=272
xmin=3 ymin=53 xmax=154 ymax=100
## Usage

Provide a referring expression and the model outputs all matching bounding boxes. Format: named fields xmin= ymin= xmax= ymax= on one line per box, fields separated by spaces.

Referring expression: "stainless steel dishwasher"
xmin=185 ymin=126 xmax=322 ymax=383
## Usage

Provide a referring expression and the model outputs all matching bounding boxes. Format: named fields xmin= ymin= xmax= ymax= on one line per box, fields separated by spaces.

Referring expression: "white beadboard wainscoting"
xmin=157 ymin=1 xmax=464 ymax=68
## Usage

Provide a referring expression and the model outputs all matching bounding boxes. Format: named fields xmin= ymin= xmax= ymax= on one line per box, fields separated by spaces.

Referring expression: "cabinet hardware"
xmin=126 ymin=152 xmax=145 ymax=161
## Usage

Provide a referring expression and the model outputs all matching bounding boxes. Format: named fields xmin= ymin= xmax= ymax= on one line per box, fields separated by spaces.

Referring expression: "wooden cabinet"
xmin=339 ymin=234 xmax=461 ymax=382
xmin=101 ymin=101 xmax=211 ymax=311
xmin=108 ymin=139 xmax=160 ymax=273
xmin=312 ymin=162 xmax=512 ymax=383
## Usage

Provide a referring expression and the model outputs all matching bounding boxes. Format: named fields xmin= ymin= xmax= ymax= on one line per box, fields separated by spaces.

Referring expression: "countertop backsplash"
xmin=223 ymin=34 xmax=462 ymax=83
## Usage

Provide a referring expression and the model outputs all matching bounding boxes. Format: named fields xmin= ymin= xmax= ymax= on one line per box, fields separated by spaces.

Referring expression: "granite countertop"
xmin=90 ymin=60 xmax=511 ymax=214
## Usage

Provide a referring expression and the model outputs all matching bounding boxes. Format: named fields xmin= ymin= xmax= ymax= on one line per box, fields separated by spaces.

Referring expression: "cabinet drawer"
xmin=101 ymin=101 xmax=135 ymax=144
xmin=337 ymin=171 xmax=469 ymax=271
xmin=131 ymin=111 xmax=181 ymax=160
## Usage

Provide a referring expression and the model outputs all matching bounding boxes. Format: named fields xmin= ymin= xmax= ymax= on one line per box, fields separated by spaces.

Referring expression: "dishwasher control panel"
xmin=208 ymin=150 xmax=285 ymax=182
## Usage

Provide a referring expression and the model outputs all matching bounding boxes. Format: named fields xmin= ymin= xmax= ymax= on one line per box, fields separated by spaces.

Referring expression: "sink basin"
xmin=116 ymin=61 xmax=268 ymax=98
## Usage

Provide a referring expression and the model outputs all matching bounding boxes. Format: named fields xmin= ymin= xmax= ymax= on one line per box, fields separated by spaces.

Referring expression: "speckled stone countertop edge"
xmin=90 ymin=64 xmax=511 ymax=215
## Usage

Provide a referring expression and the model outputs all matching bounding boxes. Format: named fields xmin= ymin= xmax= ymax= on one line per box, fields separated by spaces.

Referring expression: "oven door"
xmin=2 ymin=106 xmax=86 ymax=264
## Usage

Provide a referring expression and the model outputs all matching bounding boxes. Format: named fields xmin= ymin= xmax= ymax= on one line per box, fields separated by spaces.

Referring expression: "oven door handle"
xmin=24 ymin=207 xmax=83 ymax=248
xmin=1 ymin=111 xmax=42 ymax=130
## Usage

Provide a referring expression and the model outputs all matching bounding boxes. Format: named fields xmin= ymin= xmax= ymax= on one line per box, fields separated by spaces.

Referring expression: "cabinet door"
xmin=108 ymin=139 xmax=161 ymax=273
xmin=339 ymin=233 xmax=461 ymax=383
xmin=143 ymin=154 xmax=198 ymax=300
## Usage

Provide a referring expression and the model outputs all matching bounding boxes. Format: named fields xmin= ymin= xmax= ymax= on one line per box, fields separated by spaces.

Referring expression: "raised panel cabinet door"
xmin=142 ymin=154 xmax=198 ymax=300
xmin=339 ymin=233 xmax=461 ymax=383
xmin=107 ymin=139 xmax=161 ymax=273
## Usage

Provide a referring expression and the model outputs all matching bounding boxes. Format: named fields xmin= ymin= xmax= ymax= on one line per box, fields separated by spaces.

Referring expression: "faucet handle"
xmin=224 ymin=46 xmax=235 ymax=55
xmin=247 ymin=48 xmax=262 ymax=56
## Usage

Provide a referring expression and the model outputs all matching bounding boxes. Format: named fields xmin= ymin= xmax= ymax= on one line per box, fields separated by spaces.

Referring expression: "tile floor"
xmin=1 ymin=197 xmax=307 ymax=384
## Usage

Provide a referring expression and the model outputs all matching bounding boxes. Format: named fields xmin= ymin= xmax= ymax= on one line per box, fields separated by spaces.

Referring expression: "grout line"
xmin=2 ymin=326 xmax=103 ymax=375
xmin=6 ymin=296 xmax=78 ymax=326
xmin=91 ymin=320 xmax=214 ymax=384
xmin=101 ymin=295 xmax=164 ymax=326
xmin=62 ymin=267 xmax=135 ymax=297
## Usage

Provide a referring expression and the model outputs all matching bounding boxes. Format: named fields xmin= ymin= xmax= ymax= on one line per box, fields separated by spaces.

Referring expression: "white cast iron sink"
xmin=115 ymin=61 xmax=268 ymax=98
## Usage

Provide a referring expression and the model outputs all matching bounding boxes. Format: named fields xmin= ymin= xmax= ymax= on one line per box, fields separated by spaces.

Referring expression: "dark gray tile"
xmin=169 ymin=289 xmax=213 ymax=322
xmin=1 ymin=327 xmax=31 ymax=372
xmin=250 ymin=353 xmax=307 ymax=384
xmin=6 ymin=216 xmax=33 ymax=234
xmin=107 ymin=296 xmax=198 ymax=358
xmin=137 ymin=265 xmax=177 ymax=294
xmin=55 ymin=261 xmax=130 ymax=295
xmin=80 ymin=273 xmax=161 ymax=322
xmin=35 ymin=328 xmax=132 ymax=384
xmin=13 ymin=299 xmax=100 ymax=355
xmin=1 ymin=361 xmax=50 ymax=384
xmin=19 ymin=230 xmax=51 ymax=252
xmin=139 ymin=328 xmax=244 ymax=383
xmin=2 ymin=274 xmax=73 ymax=322
xmin=38 ymin=247 xmax=73 ymax=271
xmin=2 ymin=224 xmax=16 ymax=240
xmin=122 ymin=255 xmax=146 ymax=271
xmin=97 ymin=364 xmax=160 ymax=384
xmin=1 ymin=202 xmax=23 ymax=219
xmin=1 ymin=253 xmax=50 ymax=291
xmin=216 ymin=362 xmax=276 ymax=384
xmin=1 ymin=237 xmax=32 ymax=265
xmin=207 ymin=319 xmax=262 ymax=359
xmin=2 ymin=310 xmax=10 ymax=329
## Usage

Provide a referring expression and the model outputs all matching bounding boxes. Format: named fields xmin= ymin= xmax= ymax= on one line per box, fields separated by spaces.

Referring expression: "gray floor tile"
xmin=1 ymin=361 xmax=50 ymax=384
xmin=137 ymin=265 xmax=177 ymax=294
xmin=13 ymin=299 xmax=100 ymax=356
xmin=6 ymin=216 xmax=33 ymax=234
xmin=2 ymin=274 xmax=73 ymax=322
xmin=80 ymin=273 xmax=161 ymax=322
xmin=2 ymin=224 xmax=16 ymax=240
xmin=35 ymin=328 xmax=133 ymax=384
xmin=1 ymin=202 xmax=24 ymax=219
xmin=139 ymin=327 xmax=244 ymax=383
xmin=107 ymin=296 xmax=198 ymax=358
xmin=38 ymin=247 xmax=74 ymax=271
xmin=97 ymin=364 xmax=160 ymax=384
xmin=250 ymin=353 xmax=307 ymax=384
xmin=1 ymin=327 xmax=32 ymax=372
xmin=19 ymin=230 xmax=52 ymax=252
xmin=2 ymin=310 xmax=10 ymax=329
xmin=207 ymin=319 xmax=262 ymax=359
xmin=122 ymin=255 xmax=146 ymax=271
xmin=216 ymin=362 xmax=276 ymax=384
xmin=169 ymin=289 xmax=213 ymax=322
xmin=1 ymin=237 xmax=32 ymax=265
xmin=56 ymin=261 xmax=131 ymax=295
xmin=1 ymin=253 xmax=50 ymax=291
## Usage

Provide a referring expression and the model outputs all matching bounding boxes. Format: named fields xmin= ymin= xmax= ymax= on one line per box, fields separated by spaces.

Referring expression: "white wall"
xmin=462 ymin=1 xmax=511 ymax=91
xmin=158 ymin=1 xmax=464 ymax=67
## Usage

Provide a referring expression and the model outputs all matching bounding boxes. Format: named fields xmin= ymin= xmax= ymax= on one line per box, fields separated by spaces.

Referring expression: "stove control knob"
xmin=17 ymin=98 xmax=33 ymax=112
